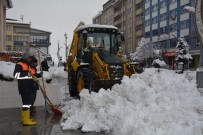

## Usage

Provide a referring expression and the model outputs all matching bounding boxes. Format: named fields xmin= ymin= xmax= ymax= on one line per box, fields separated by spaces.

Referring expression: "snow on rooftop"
xmin=61 ymin=69 xmax=203 ymax=135
xmin=6 ymin=20 xmax=31 ymax=25
xmin=76 ymin=24 xmax=117 ymax=32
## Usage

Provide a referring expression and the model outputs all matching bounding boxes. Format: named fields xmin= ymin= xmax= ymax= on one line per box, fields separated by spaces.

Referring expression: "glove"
xmin=32 ymin=76 xmax=38 ymax=81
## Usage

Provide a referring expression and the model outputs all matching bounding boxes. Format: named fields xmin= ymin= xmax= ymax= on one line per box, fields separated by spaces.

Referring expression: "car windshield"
xmin=87 ymin=33 xmax=117 ymax=53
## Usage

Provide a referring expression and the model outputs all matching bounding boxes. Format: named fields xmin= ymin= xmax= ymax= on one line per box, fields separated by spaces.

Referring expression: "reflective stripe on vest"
xmin=15 ymin=62 xmax=32 ymax=79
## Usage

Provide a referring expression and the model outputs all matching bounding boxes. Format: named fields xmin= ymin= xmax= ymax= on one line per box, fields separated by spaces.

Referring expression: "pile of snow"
xmin=49 ymin=66 xmax=67 ymax=78
xmin=0 ymin=61 xmax=15 ymax=79
xmin=61 ymin=69 xmax=203 ymax=135
xmin=152 ymin=59 xmax=166 ymax=68
xmin=42 ymin=71 xmax=52 ymax=80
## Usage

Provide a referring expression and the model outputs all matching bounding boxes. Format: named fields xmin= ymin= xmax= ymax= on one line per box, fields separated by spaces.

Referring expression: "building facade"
xmin=6 ymin=21 xmax=31 ymax=52
xmin=30 ymin=28 xmax=51 ymax=55
xmin=93 ymin=0 xmax=144 ymax=55
xmin=2 ymin=20 xmax=52 ymax=62
xmin=0 ymin=0 xmax=12 ymax=51
xmin=144 ymin=0 xmax=200 ymax=68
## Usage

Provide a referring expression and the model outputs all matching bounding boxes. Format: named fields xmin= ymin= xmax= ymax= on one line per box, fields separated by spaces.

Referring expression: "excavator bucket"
xmin=90 ymin=80 xmax=121 ymax=92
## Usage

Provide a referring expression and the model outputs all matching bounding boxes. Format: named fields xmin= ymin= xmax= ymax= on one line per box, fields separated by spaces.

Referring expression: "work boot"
xmin=21 ymin=110 xmax=33 ymax=123
xmin=30 ymin=106 xmax=36 ymax=116
xmin=22 ymin=109 xmax=37 ymax=126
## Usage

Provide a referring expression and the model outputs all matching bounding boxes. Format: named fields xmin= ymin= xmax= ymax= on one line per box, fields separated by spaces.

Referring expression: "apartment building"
xmin=144 ymin=0 xmax=199 ymax=68
xmin=6 ymin=21 xmax=31 ymax=52
xmin=30 ymin=28 xmax=51 ymax=55
xmin=93 ymin=0 xmax=144 ymax=55
xmin=0 ymin=0 xmax=12 ymax=51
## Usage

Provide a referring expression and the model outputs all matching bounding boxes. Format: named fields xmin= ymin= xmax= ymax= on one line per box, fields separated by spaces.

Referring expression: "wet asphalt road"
xmin=0 ymin=77 xmax=111 ymax=135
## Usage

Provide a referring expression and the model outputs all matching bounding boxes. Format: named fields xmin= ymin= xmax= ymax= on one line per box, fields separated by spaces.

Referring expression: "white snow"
xmin=61 ymin=68 xmax=203 ymax=135
xmin=0 ymin=61 xmax=66 ymax=81
xmin=76 ymin=24 xmax=118 ymax=32
xmin=184 ymin=6 xmax=195 ymax=13
xmin=0 ymin=61 xmax=15 ymax=79
xmin=48 ymin=66 xmax=67 ymax=78
xmin=152 ymin=59 xmax=166 ymax=67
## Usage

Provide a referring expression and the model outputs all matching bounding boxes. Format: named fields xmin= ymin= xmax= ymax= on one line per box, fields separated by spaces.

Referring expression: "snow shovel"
xmin=35 ymin=80 xmax=62 ymax=115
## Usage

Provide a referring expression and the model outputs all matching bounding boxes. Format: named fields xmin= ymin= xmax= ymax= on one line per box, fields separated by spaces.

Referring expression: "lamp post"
xmin=185 ymin=0 xmax=203 ymax=90
xmin=64 ymin=32 xmax=68 ymax=61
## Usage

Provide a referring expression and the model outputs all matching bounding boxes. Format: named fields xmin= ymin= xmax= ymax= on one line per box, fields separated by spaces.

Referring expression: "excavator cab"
xmin=65 ymin=23 xmax=135 ymax=97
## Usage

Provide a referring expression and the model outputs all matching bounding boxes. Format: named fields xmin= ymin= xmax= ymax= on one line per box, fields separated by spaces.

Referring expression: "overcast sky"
xmin=7 ymin=0 xmax=108 ymax=61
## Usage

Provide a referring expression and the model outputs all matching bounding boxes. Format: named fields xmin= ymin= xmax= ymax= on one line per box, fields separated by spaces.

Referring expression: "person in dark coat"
xmin=41 ymin=59 xmax=49 ymax=71
xmin=13 ymin=52 xmax=37 ymax=126
xmin=29 ymin=56 xmax=43 ymax=116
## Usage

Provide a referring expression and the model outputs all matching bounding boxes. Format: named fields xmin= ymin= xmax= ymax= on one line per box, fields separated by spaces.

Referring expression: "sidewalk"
xmin=0 ymin=106 xmax=110 ymax=135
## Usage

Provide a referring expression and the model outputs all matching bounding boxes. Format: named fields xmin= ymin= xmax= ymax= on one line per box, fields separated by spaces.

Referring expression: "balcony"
xmin=6 ymin=46 xmax=30 ymax=52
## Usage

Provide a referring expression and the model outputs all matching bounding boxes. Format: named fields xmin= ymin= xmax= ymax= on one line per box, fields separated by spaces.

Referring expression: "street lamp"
xmin=185 ymin=0 xmax=203 ymax=91
xmin=64 ymin=32 xmax=68 ymax=61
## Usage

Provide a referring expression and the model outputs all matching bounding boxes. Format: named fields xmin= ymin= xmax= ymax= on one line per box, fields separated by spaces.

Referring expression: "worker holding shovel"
xmin=13 ymin=52 xmax=37 ymax=126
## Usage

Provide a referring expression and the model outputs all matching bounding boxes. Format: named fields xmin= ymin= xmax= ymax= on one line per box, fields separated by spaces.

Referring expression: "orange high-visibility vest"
xmin=17 ymin=62 xmax=29 ymax=70
xmin=29 ymin=67 xmax=36 ymax=75
xmin=17 ymin=62 xmax=36 ymax=75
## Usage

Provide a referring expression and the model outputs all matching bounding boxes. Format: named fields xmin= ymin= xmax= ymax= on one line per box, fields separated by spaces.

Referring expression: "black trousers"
xmin=20 ymin=93 xmax=32 ymax=110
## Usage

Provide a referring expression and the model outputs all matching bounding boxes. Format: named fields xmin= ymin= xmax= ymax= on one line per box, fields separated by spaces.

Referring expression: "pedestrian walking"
xmin=41 ymin=59 xmax=49 ymax=71
xmin=13 ymin=52 xmax=37 ymax=126
xmin=29 ymin=56 xmax=43 ymax=116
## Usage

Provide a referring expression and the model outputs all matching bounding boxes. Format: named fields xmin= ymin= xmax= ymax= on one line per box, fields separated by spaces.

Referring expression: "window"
xmin=6 ymin=35 xmax=12 ymax=41
xmin=153 ymin=29 xmax=158 ymax=36
xmin=180 ymin=20 xmax=189 ymax=29
xmin=152 ymin=17 xmax=158 ymax=24
xmin=145 ymin=8 xmax=150 ymax=16
xmin=170 ymin=38 xmax=177 ymax=48
xmin=6 ymin=25 xmax=12 ymax=31
xmin=145 ymin=20 xmax=150 ymax=26
xmin=160 ymin=13 xmax=167 ymax=21
xmin=137 ymin=13 xmax=143 ymax=20
xmin=196 ymin=38 xmax=200 ymax=46
xmin=170 ymin=23 xmax=177 ymax=32
xmin=145 ymin=31 xmax=150 ymax=38
xmin=170 ymin=9 xmax=177 ymax=20
xmin=160 ymin=0 xmax=166 ymax=8
xmin=152 ymin=4 xmax=158 ymax=12
xmin=145 ymin=0 xmax=150 ymax=3
xmin=136 ymin=24 xmax=143 ymax=31
xmin=170 ymin=0 xmax=177 ymax=4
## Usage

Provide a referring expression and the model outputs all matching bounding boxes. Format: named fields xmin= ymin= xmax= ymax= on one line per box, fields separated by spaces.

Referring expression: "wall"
xmin=0 ymin=80 xmax=60 ymax=109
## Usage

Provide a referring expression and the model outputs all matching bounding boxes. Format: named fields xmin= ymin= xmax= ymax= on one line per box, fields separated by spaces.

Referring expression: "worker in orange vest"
xmin=13 ymin=52 xmax=37 ymax=126
xmin=29 ymin=56 xmax=43 ymax=116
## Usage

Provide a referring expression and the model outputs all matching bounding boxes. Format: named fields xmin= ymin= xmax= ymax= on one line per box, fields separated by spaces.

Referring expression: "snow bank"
xmin=49 ymin=66 xmax=67 ymax=78
xmin=0 ymin=61 xmax=15 ymax=79
xmin=61 ymin=69 xmax=203 ymax=135
xmin=0 ymin=61 xmax=52 ymax=81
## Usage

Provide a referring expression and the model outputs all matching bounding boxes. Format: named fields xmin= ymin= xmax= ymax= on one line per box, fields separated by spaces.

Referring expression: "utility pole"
xmin=64 ymin=32 xmax=68 ymax=61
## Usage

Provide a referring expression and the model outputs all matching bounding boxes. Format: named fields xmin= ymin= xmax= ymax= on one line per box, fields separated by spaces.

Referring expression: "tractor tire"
xmin=77 ymin=68 xmax=91 ymax=94
xmin=68 ymin=68 xmax=78 ymax=97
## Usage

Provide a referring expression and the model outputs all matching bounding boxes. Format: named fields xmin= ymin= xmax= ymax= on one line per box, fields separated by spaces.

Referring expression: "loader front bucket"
xmin=90 ymin=80 xmax=121 ymax=92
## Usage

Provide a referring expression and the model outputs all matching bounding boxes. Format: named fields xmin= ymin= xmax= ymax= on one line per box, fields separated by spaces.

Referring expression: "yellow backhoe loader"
xmin=64 ymin=22 xmax=136 ymax=97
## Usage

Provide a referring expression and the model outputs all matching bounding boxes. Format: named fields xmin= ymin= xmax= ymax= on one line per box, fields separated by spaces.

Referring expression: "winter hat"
xmin=30 ymin=56 xmax=38 ymax=63
xmin=22 ymin=52 xmax=33 ymax=60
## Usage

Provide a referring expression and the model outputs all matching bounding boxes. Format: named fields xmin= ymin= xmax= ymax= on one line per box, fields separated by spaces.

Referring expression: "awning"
xmin=163 ymin=52 xmax=176 ymax=57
